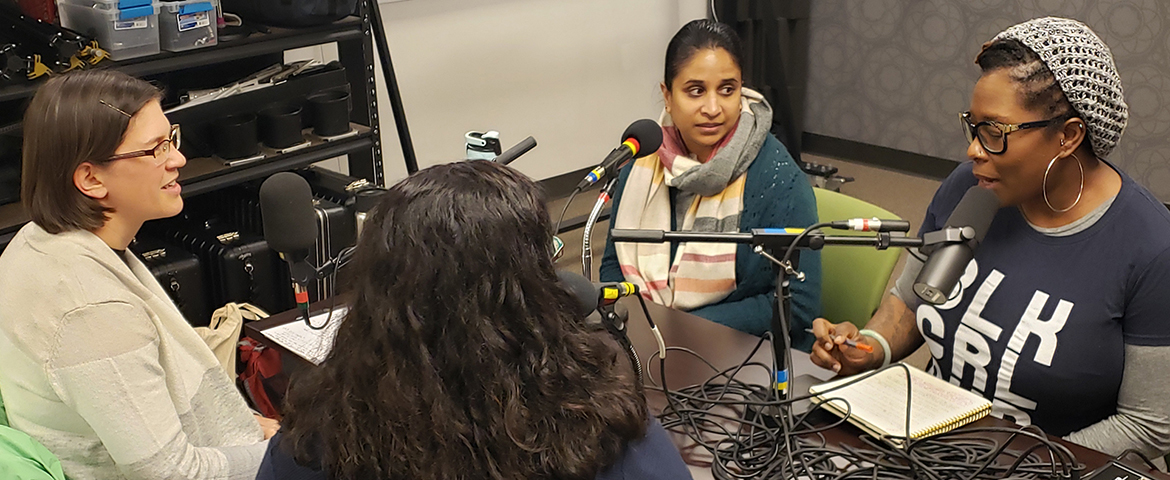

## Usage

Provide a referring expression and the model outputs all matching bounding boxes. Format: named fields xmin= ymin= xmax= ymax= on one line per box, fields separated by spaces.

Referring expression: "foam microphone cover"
xmin=557 ymin=270 xmax=599 ymax=316
xmin=623 ymin=119 xmax=663 ymax=158
xmin=913 ymin=186 xmax=1000 ymax=305
xmin=944 ymin=186 xmax=1000 ymax=244
xmin=260 ymin=172 xmax=319 ymax=257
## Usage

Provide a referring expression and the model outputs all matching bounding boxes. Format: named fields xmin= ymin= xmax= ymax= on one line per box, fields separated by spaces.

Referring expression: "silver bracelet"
xmin=859 ymin=329 xmax=891 ymax=368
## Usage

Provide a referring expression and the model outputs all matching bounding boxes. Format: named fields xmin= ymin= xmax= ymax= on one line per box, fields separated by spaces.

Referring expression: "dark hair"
xmin=976 ymin=39 xmax=1077 ymax=126
xmin=664 ymin=19 xmax=743 ymax=89
xmin=279 ymin=160 xmax=648 ymax=480
xmin=21 ymin=70 xmax=161 ymax=234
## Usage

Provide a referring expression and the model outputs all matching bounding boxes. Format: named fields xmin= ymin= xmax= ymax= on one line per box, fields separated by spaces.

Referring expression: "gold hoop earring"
xmin=1043 ymin=153 xmax=1084 ymax=213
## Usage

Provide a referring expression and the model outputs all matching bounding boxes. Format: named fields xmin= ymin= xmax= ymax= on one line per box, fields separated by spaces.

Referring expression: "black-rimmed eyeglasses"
xmin=107 ymin=124 xmax=181 ymax=166
xmin=960 ymin=112 xmax=1059 ymax=155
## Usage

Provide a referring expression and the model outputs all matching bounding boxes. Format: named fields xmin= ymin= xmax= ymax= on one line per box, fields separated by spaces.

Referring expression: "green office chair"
xmin=814 ymin=188 xmax=904 ymax=328
xmin=0 ymin=390 xmax=67 ymax=480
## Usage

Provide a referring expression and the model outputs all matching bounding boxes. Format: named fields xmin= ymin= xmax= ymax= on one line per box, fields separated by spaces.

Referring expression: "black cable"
xmin=1114 ymin=448 xmax=1161 ymax=473
xmin=908 ymin=248 xmax=929 ymax=263
xmin=304 ymin=245 xmax=355 ymax=330
xmin=648 ymin=322 xmax=1081 ymax=480
xmin=639 ymin=218 xmax=1080 ymax=479
xmin=778 ymin=221 xmax=833 ymax=269
xmin=554 ymin=187 xmax=581 ymax=235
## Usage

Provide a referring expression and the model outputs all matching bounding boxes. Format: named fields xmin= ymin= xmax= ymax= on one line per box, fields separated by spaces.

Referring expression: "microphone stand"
xmin=610 ymin=227 xmax=927 ymax=402
xmin=365 ymin=0 xmax=418 ymax=173
xmin=581 ymin=176 xmax=621 ymax=280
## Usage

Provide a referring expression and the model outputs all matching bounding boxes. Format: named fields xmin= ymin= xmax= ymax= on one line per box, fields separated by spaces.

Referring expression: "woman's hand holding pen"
xmin=808 ymin=318 xmax=882 ymax=375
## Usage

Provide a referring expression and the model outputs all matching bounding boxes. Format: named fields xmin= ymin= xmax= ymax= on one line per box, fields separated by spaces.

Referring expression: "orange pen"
xmin=805 ymin=328 xmax=874 ymax=353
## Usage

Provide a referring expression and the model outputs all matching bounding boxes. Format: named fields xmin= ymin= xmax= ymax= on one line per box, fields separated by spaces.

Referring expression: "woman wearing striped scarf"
xmin=600 ymin=19 xmax=820 ymax=351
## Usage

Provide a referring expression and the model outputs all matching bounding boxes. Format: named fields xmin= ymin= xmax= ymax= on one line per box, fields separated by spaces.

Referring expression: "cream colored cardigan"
xmin=0 ymin=223 xmax=267 ymax=479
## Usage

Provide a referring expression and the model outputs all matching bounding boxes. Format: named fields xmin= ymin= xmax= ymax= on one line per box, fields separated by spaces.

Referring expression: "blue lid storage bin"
xmin=57 ymin=0 xmax=161 ymax=60
xmin=158 ymin=0 xmax=217 ymax=52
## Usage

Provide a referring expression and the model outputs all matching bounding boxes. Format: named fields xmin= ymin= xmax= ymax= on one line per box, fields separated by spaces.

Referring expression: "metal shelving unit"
xmin=177 ymin=125 xmax=376 ymax=197
xmin=0 ymin=7 xmax=407 ymax=251
xmin=0 ymin=17 xmax=368 ymax=103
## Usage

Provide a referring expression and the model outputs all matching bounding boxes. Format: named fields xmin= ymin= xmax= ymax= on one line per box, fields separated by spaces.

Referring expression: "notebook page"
xmin=809 ymin=364 xmax=991 ymax=439
xmin=260 ymin=308 xmax=347 ymax=365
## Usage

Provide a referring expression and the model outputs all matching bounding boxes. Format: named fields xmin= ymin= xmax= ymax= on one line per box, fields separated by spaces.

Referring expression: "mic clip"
xmin=281 ymin=246 xmax=358 ymax=289
xmin=312 ymin=246 xmax=357 ymax=281
xmin=919 ymin=226 xmax=976 ymax=255
xmin=288 ymin=261 xmax=317 ymax=285
xmin=599 ymin=303 xmax=628 ymax=334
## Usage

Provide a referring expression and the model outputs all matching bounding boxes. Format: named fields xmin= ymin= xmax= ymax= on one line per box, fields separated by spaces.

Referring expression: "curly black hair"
xmin=278 ymin=160 xmax=648 ymax=480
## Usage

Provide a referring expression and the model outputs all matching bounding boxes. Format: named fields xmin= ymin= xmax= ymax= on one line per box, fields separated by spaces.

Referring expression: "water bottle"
xmin=465 ymin=131 xmax=501 ymax=160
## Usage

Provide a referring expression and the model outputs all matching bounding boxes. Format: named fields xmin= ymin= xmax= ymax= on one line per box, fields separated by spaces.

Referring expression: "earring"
xmin=1043 ymin=153 xmax=1084 ymax=213
xmin=1060 ymin=139 xmax=1065 ymax=147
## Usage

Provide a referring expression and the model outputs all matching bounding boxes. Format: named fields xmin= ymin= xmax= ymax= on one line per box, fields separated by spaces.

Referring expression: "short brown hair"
xmin=21 ymin=70 xmax=161 ymax=234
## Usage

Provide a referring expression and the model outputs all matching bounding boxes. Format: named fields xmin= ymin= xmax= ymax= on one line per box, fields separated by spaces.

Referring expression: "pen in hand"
xmin=804 ymin=328 xmax=874 ymax=353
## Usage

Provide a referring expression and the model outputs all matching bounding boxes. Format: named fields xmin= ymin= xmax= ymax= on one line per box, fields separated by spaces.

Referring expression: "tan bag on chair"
xmin=196 ymin=303 xmax=269 ymax=376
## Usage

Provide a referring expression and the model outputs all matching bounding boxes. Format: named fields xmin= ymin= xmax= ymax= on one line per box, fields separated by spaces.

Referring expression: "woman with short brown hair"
xmin=0 ymin=70 xmax=273 ymax=480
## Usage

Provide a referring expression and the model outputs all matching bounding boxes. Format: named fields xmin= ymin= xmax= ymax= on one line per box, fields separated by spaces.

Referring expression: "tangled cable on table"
xmin=644 ymin=333 xmax=1084 ymax=480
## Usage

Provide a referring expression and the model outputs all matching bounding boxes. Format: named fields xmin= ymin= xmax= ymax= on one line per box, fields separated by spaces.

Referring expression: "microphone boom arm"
xmin=610 ymin=228 xmax=928 ymax=251
xmin=608 ymin=225 xmax=972 ymax=405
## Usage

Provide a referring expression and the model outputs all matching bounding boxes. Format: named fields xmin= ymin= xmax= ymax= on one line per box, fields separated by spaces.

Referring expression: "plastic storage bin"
xmin=158 ymin=0 xmax=216 ymax=52
xmin=57 ymin=0 xmax=160 ymax=60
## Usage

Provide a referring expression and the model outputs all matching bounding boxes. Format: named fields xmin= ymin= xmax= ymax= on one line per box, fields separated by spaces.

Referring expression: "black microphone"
xmin=260 ymin=172 xmax=319 ymax=317
xmin=556 ymin=270 xmax=640 ymax=316
xmin=558 ymin=270 xmax=599 ymax=316
xmin=576 ymin=119 xmax=663 ymax=190
xmin=913 ymin=186 xmax=1000 ymax=305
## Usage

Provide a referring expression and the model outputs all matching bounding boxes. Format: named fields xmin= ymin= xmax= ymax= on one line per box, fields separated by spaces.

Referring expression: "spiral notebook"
xmin=808 ymin=363 xmax=991 ymax=445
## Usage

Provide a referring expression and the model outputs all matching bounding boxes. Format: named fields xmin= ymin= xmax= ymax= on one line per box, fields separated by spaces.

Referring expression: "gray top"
xmin=0 ymin=223 xmax=268 ymax=480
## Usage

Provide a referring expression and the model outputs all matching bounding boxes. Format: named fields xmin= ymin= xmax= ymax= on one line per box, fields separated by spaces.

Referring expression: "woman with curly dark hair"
xmin=257 ymin=160 xmax=691 ymax=480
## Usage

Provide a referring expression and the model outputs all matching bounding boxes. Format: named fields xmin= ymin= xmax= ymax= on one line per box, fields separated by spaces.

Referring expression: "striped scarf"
xmin=613 ymin=88 xmax=772 ymax=310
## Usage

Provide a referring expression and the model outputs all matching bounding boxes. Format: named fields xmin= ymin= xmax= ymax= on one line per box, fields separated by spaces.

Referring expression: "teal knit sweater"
xmin=600 ymin=134 xmax=820 ymax=351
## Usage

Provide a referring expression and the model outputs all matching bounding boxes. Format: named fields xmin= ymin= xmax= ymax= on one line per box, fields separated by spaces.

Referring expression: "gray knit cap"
xmin=992 ymin=17 xmax=1128 ymax=158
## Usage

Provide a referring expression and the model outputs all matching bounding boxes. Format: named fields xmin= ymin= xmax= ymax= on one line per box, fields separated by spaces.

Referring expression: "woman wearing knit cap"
xmin=599 ymin=19 xmax=821 ymax=350
xmin=811 ymin=17 xmax=1170 ymax=458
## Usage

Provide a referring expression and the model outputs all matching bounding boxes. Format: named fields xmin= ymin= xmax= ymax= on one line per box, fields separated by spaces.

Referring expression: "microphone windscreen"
xmin=912 ymin=185 xmax=1000 ymax=305
xmin=622 ymin=119 xmax=663 ymax=159
xmin=556 ymin=270 xmax=599 ymax=316
xmin=944 ymin=186 xmax=1000 ymax=244
xmin=260 ymin=172 xmax=318 ymax=255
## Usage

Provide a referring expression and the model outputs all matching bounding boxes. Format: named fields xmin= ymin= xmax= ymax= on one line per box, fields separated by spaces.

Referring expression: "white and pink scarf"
xmin=613 ymin=88 xmax=772 ymax=310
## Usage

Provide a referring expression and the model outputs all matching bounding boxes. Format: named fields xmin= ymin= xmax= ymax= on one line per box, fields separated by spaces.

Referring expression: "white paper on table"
xmin=260 ymin=307 xmax=347 ymax=365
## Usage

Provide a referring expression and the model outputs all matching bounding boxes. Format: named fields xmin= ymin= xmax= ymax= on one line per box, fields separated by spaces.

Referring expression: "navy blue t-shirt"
xmin=914 ymin=161 xmax=1170 ymax=436
xmin=256 ymin=416 xmax=693 ymax=480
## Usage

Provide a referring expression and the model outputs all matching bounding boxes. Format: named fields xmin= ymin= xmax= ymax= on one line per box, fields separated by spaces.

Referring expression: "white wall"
xmin=370 ymin=0 xmax=707 ymax=183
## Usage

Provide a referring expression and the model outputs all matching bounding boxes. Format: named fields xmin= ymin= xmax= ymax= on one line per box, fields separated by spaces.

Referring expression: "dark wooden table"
xmin=246 ymin=298 xmax=1166 ymax=479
